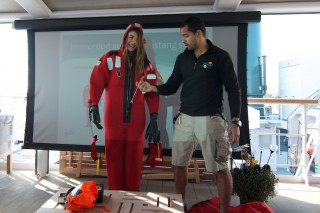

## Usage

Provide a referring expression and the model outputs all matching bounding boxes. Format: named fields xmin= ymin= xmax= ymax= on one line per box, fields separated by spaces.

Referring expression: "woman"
xmin=88 ymin=23 xmax=160 ymax=191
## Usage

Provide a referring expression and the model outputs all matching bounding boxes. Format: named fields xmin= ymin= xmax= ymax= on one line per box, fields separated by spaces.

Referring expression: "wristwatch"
xmin=231 ymin=120 xmax=242 ymax=127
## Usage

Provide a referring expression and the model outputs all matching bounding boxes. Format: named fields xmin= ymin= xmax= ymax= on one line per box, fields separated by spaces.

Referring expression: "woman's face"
xmin=126 ymin=30 xmax=139 ymax=52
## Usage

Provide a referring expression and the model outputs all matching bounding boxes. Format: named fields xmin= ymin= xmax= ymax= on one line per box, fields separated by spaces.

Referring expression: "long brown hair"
xmin=123 ymin=29 xmax=146 ymax=77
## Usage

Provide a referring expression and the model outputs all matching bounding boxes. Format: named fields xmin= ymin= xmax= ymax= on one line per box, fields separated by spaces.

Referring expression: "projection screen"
xmin=14 ymin=12 xmax=260 ymax=156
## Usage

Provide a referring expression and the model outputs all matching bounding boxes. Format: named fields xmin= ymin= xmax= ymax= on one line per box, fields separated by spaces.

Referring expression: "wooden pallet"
xmin=59 ymin=151 xmax=106 ymax=177
xmin=59 ymin=152 xmax=213 ymax=182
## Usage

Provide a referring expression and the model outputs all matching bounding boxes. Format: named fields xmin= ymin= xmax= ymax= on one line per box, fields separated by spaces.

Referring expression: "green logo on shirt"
xmin=203 ymin=61 xmax=213 ymax=69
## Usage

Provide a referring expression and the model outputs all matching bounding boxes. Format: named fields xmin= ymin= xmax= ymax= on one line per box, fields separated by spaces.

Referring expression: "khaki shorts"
xmin=172 ymin=113 xmax=230 ymax=173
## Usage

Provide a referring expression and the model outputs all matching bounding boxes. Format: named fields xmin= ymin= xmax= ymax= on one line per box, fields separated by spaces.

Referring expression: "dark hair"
xmin=180 ymin=16 xmax=206 ymax=37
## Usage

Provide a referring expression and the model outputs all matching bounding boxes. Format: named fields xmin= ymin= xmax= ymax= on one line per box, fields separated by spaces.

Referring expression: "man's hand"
xmin=136 ymin=81 xmax=157 ymax=93
xmin=145 ymin=113 xmax=161 ymax=143
xmin=89 ymin=105 xmax=103 ymax=129
xmin=228 ymin=124 xmax=240 ymax=145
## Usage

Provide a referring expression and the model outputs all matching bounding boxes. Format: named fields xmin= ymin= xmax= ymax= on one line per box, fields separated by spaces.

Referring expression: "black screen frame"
xmin=15 ymin=12 xmax=260 ymax=157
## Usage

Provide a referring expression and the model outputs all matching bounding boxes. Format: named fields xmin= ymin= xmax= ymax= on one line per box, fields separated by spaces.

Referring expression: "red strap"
xmin=146 ymin=143 xmax=163 ymax=167
xmin=91 ymin=135 xmax=100 ymax=161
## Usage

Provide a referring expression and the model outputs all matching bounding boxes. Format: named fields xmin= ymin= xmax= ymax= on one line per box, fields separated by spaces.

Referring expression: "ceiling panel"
xmin=43 ymin=0 xmax=213 ymax=11
xmin=0 ymin=0 xmax=320 ymax=23
xmin=242 ymin=0 xmax=319 ymax=3
xmin=0 ymin=0 xmax=25 ymax=13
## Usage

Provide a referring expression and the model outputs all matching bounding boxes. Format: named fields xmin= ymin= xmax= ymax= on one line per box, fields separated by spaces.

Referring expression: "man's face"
xmin=126 ymin=30 xmax=138 ymax=51
xmin=180 ymin=26 xmax=197 ymax=50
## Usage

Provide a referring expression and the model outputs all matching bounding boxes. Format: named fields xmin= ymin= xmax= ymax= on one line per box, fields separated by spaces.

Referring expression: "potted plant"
xmin=232 ymin=164 xmax=278 ymax=203
xmin=231 ymin=145 xmax=279 ymax=203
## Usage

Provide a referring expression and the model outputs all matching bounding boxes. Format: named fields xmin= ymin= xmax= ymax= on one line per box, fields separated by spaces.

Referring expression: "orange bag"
xmin=66 ymin=181 xmax=98 ymax=212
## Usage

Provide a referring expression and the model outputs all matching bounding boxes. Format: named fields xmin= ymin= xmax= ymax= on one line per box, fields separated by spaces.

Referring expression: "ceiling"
xmin=0 ymin=0 xmax=320 ymax=23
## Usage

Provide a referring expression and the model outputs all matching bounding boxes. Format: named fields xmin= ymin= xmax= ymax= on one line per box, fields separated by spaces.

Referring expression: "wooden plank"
xmin=75 ymin=152 xmax=83 ymax=177
xmin=59 ymin=151 xmax=67 ymax=173
xmin=193 ymin=159 xmax=200 ymax=183
xmin=7 ymin=153 xmax=11 ymax=174
xmin=142 ymin=172 xmax=197 ymax=180
xmin=142 ymin=173 xmax=174 ymax=180
xmin=36 ymin=189 xmax=184 ymax=213
xmin=80 ymin=168 xmax=107 ymax=177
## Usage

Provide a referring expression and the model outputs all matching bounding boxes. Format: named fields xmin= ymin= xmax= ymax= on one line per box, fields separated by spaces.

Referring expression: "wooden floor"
xmin=1 ymin=169 xmax=320 ymax=213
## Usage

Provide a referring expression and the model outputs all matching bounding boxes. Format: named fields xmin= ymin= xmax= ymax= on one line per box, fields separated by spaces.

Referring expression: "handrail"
xmin=247 ymin=98 xmax=320 ymax=186
xmin=248 ymin=98 xmax=319 ymax=105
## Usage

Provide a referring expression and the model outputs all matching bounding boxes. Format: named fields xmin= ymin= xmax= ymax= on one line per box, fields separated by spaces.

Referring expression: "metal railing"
xmin=248 ymin=98 xmax=320 ymax=185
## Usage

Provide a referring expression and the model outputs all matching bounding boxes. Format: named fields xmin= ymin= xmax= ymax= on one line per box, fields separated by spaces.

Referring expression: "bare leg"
xmin=216 ymin=168 xmax=233 ymax=213
xmin=173 ymin=165 xmax=188 ymax=202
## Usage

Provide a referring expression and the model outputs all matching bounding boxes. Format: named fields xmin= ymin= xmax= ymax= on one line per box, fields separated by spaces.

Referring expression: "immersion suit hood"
xmin=121 ymin=23 xmax=144 ymax=50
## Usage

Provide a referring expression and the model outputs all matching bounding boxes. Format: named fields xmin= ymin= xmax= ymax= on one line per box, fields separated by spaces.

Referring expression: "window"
xmin=0 ymin=23 xmax=27 ymax=99
xmin=0 ymin=23 xmax=27 ymax=146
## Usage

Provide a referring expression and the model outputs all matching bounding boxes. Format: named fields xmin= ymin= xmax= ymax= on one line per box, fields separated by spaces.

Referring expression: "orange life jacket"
xmin=66 ymin=181 xmax=98 ymax=212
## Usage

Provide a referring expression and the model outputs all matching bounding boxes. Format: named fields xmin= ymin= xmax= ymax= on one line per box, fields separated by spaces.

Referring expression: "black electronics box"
xmin=95 ymin=184 xmax=104 ymax=203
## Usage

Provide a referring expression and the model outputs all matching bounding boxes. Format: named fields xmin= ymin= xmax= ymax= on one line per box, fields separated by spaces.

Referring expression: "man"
xmin=88 ymin=23 xmax=160 ymax=191
xmin=137 ymin=16 xmax=241 ymax=212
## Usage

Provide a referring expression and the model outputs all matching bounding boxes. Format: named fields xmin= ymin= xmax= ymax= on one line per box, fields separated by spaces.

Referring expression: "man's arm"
xmin=218 ymin=51 xmax=241 ymax=145
xmin=138 ymin=55 xmax=183 ymax=95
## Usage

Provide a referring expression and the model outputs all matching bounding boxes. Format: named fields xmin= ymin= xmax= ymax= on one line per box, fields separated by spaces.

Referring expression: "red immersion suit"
xmin=88 ymin=23 xmax=159 ymax=191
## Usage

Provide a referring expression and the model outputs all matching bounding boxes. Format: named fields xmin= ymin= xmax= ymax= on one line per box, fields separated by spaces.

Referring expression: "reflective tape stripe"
xmin=106 ymin=57 xmax=113 ymax=70
xmin=146 ymin=74 xmax=156 ymax=80
xmin=115 ymin=56 xmax=121 ymax=68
